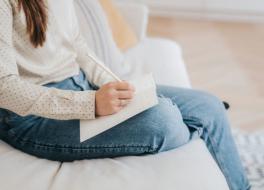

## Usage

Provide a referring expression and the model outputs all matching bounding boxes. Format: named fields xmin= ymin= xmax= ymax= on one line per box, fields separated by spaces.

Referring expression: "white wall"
xmin=115 ymin=0 xmax=264 ymax=22
xmin=207 ymin=0 xmax=264 ymax=13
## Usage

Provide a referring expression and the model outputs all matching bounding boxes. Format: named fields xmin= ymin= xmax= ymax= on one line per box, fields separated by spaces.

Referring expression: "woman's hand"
xmin=95 ymin=81 xmax=135 ymax=116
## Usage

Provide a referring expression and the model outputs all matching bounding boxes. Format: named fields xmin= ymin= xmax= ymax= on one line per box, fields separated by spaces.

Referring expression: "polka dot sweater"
xmin=0 ymin=0 xmax=117 ymax=120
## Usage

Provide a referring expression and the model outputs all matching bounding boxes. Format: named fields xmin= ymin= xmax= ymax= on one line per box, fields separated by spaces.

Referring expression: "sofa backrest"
xmin=74 ymin=0 xmax=123 ymax=68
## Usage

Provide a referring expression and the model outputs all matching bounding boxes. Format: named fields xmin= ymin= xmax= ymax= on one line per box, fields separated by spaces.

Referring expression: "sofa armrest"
xmin=115 ymin=2 xmax=149 ymax=41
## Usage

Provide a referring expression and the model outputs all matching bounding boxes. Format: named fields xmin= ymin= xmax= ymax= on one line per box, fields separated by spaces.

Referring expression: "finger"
xmin=113 ymin=105 xmax=124 ymax=113
xmin=114 ymin=82 xmax=135 ymax=91
xmin=118 ymin=99 xmax=131 ymax=107
xmin=117 ymin=91 xmax=134 ymax=99
xmin=111 ymin=99 xmax=130 ymax=106
xmin=114 ymin=99 xmax=131 ymax=108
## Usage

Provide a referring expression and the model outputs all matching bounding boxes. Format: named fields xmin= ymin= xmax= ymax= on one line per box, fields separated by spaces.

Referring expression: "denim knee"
xmin=184 ymin=90 xmax=229 ymax=137
xmin=189 ymin=90 xmax=225 ymax=117
xmin=143 ymin=98 xmax=190 ymax=153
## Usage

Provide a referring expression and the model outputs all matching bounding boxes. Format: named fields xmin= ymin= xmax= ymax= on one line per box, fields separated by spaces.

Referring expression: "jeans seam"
xmin=183 ymin=115 xmax=242 ymax=190
xmin=204 ymin=128 xmax=237 ymax=189
xmin=8 ymin=131 xmax=153 ymax=152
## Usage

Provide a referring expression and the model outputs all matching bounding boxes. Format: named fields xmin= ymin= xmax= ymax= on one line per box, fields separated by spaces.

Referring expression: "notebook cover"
xmin=80 ymin=74 xmax=158 ymax=142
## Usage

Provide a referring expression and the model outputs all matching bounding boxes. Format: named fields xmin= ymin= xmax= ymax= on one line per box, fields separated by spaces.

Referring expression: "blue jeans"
xmin=0 ymin=70 xmax=250 ymax=190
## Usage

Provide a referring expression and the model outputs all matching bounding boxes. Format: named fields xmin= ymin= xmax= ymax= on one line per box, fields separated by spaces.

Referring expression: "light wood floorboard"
xmin=148 ymin=17 xmax=264 ymax=131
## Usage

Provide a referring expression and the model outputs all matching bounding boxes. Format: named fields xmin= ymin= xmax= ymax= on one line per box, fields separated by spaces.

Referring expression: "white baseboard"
xmin=149 ymin=8 xmax=264 ymax=23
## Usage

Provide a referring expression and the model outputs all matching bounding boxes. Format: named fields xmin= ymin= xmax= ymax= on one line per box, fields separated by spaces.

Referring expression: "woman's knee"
xmin=198 ymin=90 xmax=225 ymax=113
xmin=141 ymin=98 xmax=190 ymax=153
xmin=187 ymin=90 xmax=228 ymax=129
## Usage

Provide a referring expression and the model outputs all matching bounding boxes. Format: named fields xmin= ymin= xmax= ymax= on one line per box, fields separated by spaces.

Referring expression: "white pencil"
xmin=89 ymin=55 xmax=122 ymax=82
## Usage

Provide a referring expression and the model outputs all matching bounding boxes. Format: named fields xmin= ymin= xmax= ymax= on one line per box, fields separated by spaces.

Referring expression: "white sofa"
xmin=0 ymin=1 xmax=229 ymax=190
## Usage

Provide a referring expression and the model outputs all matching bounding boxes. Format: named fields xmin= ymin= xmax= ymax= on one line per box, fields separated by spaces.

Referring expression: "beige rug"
xmin=233 ymin=129 xmax=264 ymax=190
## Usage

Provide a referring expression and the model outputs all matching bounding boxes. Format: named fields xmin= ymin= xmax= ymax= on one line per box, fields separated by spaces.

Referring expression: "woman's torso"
xmin=10 ymin=0 xmax=81 ymax=85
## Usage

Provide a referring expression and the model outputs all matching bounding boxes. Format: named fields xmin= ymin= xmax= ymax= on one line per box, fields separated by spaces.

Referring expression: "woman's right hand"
xmin=95 ymin=81 xmax=135 ymax=117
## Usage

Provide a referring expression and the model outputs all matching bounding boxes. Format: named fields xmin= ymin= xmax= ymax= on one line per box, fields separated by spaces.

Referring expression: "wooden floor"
xmin=148 ymin=17 xmax=264 ymax=131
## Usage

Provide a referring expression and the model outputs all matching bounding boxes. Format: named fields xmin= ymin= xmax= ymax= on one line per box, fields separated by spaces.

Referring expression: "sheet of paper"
xmin=80 ymin=73 xmax=158 ymax=142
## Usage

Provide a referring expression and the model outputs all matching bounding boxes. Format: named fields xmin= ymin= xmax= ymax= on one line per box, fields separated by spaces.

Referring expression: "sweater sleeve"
xmin=0 ymin=0 xmax=96 ymax=120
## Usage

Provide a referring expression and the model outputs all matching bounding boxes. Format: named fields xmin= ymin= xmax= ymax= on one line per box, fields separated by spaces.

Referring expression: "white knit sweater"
xmin=0 ymin=0 xmax=117 ymax=120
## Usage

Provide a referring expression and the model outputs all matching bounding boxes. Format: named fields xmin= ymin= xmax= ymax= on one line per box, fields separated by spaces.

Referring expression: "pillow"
xmin=99 ymin=0 xmax=139 ymax=51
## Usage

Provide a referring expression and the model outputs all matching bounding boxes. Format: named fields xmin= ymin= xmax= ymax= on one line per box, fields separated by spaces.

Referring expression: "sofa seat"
xmin=0 ymin=139 xmax=229 ymax=190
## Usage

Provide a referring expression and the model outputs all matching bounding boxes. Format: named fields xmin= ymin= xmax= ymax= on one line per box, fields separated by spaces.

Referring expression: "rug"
xmin=233 ymin=129 xmax=264 ymax=190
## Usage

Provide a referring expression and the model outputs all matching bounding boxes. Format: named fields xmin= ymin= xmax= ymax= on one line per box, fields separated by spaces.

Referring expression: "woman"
xmin=0 ymin=0 xmax=250 ymax=189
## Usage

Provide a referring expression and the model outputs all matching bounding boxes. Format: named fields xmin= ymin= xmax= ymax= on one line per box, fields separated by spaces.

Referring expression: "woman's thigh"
xmin=156 ymin=85 xmax=227 ymax=133
xmin=3 ymin=97 xmax=190 ymax=162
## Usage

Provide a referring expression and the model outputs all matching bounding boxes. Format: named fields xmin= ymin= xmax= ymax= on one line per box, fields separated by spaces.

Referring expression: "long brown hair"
xmin=18 ymin=0 xmax=48 ymax=48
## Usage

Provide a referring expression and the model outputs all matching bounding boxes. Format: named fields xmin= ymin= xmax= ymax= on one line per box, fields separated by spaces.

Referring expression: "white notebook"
xmin=80 ymin=74 xmax=159 ymax=142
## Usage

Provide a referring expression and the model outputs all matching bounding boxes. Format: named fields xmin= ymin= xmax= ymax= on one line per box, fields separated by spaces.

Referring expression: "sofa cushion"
xmin=0 ymin=139 xmax=229 ymax=190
